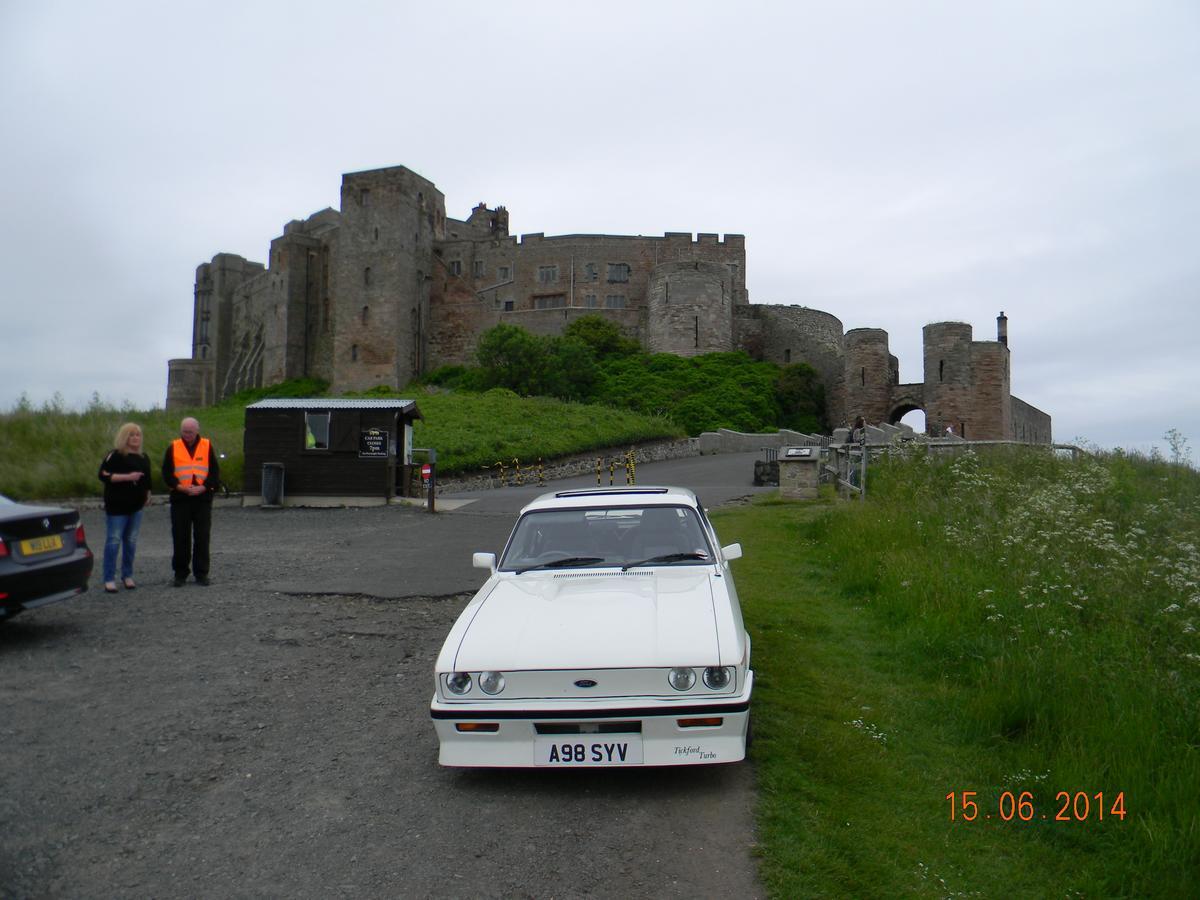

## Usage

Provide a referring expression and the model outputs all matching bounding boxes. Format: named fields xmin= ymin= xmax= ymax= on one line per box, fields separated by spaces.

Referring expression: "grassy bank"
xmin=0 ymin=389 xmax=682 ymax=501
xmin=712 ymin=447 xmax=1198 ymax=897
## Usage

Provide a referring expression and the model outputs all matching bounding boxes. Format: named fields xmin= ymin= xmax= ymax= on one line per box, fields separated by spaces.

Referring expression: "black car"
xmin=0 ymin=494 xmax=93 ymax=622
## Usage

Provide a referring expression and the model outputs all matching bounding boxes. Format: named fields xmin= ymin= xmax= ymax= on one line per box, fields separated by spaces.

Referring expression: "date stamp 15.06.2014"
xmin=946 ymin=790 xmax=1126 ymax=823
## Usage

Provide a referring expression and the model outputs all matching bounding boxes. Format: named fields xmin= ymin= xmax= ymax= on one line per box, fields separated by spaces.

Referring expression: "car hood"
xmin=452 ymin=569 xmax=719 ymax=670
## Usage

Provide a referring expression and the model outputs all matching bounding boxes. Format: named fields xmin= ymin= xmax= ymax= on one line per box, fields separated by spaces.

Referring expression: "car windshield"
xmin=499 ymin=505 xmax=714 ymax=572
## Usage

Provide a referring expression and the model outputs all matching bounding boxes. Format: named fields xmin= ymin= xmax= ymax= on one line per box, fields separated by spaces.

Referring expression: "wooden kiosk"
xmin=242 ymin=398 xmax=423 ymax=507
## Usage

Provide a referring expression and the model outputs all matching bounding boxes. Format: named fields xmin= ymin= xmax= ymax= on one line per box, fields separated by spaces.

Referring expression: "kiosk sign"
xmin=359 ymin=428 xmax=388 ymax=458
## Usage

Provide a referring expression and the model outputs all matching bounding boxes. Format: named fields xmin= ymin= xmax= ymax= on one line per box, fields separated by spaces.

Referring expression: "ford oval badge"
xmin=574 ymin=679 xmax=598 ymax=688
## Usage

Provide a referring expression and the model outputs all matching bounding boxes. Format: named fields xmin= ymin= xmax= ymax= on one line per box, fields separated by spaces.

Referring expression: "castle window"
xmin=585 ymin=263 xmax=598 ymax=282
xmin=604 ymin=294 xmax=626 ymax=309
xmin=861 ymin=367 xmax=865 ymax=386
xmin=784 ymin=349 xmax=791 ymax=363
xmin=359 ymin=189 xmax=369 ymax=207
xmin=694 ymin=316 xmax=700 ymax=348
xmin=374 ymin=227 xmax=379 ymax=241
xmin=351 ymin=344 xmax=359 ymax=362
xmin=939 ymin=360 xmax=944 ymax=382
xmin=728 ymin=263 xmax=738 ymax=280
xmin=473 ymin=259 xmax=485 ymax=278
xmin=607 ymin=263 xmax=630 ymax=283
xmin=364 ymin=267 xmax=372 ymax=286
xmin=305 ymin=412 xmax=330 ymax=450
xmin=498 ymin=265 xmax=511 ymax=281
xmin=538 ymin=265 xmax=559 ymax=284
xmin=535 ymin=294 xmax=567 ymax=309
xmin=584 ymin=294 xmax=598 ymax=308
xmin=449 ymin=260 xmax=462 ymax=276
xmin=503 ymin=299 xmax=514 ymax=311
xmin=361 ymin=306 xmax=369 ymax=325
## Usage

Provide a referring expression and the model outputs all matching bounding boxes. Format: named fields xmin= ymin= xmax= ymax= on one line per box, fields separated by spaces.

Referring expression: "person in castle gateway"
xmin=162 ymin=417 xmax=220 ymax=587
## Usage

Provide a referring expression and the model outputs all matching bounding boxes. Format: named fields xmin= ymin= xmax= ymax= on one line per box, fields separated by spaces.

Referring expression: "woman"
xmin=97 ymin=423 xmax=152 ymax=592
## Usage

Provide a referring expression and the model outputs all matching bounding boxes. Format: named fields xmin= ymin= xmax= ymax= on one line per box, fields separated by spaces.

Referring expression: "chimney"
xmin=997 ymin=311 xmax=1008 ymax=347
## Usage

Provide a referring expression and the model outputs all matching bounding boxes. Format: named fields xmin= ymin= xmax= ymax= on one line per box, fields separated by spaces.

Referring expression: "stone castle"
xmin=167 ymin=164 xmax=1051 ymax=442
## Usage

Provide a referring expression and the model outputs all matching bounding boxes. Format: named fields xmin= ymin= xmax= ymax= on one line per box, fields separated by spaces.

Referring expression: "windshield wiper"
xmin=621 ymin=552 xmax=709 ymax=571
xmin=515 ymin=556 xmax=605 ymax=574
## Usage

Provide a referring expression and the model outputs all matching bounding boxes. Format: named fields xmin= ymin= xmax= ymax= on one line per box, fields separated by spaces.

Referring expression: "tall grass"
xmin=0 ymin=388 xmax=682 ymax=501
xmin=810 ymin=445 xmax=1199 ymax=891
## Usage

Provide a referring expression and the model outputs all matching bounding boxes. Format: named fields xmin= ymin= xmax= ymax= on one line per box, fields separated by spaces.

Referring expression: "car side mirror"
xmin=721 ymin=543 xmax=743 ymax=561
xmin=472 ymin=552 xmax=496 ymax=572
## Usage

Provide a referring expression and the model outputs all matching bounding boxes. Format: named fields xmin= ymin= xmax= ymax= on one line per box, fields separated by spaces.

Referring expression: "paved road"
xmin=1 ymin=451 xmax=771 ymax=898
xmin=270 ymin=450 xmax=772 ymax=599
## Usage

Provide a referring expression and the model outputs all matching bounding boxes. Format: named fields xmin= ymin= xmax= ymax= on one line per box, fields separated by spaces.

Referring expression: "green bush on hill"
xmin=420 ymin=316 xmax=828 ymax=436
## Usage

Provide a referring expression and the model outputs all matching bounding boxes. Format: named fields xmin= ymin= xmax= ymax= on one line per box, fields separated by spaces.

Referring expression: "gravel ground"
xmin=2 ymin=459 xmax=766 ymax=898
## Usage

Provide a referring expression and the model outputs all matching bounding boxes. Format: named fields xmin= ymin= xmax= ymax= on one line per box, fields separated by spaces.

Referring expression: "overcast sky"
xmin=2 ymin=1 xmax=1197 ymax=456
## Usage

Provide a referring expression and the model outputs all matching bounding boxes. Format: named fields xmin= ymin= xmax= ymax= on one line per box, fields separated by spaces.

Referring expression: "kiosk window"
xmin=305 ymin=412 xmax=330 ymax=450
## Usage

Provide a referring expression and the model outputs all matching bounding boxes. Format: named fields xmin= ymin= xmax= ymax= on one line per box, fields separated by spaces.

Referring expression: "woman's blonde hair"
xmin=113 ymin=422 xmax=143 ymax=453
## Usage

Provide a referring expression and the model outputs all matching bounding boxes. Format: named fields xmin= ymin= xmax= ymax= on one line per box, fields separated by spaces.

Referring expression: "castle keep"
xmin=167 ymin=164 xmax=1051 ymax=443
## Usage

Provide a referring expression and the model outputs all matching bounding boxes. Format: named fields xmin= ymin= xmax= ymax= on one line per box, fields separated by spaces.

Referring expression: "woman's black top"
xmin=98 ymin=451 xmax=152 ymax=515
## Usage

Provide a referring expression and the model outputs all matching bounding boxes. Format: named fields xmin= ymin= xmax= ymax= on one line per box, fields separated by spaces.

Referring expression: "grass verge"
xmin=711 ymin=447 xmax=1198 ymax=897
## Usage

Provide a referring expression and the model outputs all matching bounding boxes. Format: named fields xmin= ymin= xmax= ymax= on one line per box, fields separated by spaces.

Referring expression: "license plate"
xmin=20 ymin=534 xmax=63 ymax=555
xmin=534 ymin=736 xmax=643 ymax=766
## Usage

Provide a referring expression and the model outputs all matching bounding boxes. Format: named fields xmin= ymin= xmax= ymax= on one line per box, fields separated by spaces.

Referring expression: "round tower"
xmin=844 ymin=328 xmax=893 ymax=426
xmin=645 ymin=261 xmax=733 ymax=356
xmin=923 ymin=322 xmax=974 ymax=436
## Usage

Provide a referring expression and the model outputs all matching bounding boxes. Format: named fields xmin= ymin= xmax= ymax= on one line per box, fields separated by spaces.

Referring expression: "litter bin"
xmin=261 ymin=462 xmax=284 ymax=507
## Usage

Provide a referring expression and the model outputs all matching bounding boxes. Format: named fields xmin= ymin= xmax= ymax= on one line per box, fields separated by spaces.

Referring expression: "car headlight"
xmin=478 ymin=671 xmax=506 ymax=695
xmin=703 ymin=666 xmax=733 ymax=690
xmin=446 ymin=672 xmax=472 ymax=695
xmin=668 ymin=667 xmax=696 ymax=691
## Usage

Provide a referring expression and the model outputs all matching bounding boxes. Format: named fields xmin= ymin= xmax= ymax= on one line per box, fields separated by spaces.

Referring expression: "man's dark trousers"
xmin=170 ymin=497 xmax=211 ymax=580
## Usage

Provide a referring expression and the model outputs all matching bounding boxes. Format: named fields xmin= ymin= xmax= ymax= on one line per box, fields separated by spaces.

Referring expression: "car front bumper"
xmin=430 ymin=671 xmax=753 ymax=767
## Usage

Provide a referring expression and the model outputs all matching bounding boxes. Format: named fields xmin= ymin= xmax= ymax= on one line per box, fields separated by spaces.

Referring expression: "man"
xmin=162 ymin=417 xmax=220 ymax=587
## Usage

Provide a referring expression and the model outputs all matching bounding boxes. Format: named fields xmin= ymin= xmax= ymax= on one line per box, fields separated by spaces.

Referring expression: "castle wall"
xmin=1012 ymin=396 xmax=1052 ymax=444
xmin=735 ymin=305 xmax=846 ymax=425
xmin=165 ymin=359 xmax=215 ymax=410
xmin=645 ymin=261 xmax=733 ymax=356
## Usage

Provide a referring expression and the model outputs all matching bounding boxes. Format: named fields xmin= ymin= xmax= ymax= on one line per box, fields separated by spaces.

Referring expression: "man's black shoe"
xmin=173 ymin=578 xmax=185 ymax=588
xmin=196 ymin=576 xmax=210 ymax=586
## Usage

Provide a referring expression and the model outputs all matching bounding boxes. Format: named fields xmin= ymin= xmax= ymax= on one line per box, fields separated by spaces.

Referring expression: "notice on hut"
xmin=359 ymin=428 xmax=388 ymax=458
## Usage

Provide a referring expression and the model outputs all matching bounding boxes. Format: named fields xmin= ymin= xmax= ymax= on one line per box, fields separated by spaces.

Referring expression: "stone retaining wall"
xmin=435 ymin=437 xmax=700 ymax=493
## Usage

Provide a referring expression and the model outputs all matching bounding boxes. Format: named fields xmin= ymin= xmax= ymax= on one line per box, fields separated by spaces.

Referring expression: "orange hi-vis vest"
xmin=172 ymin=437 xmax=211 ymax=488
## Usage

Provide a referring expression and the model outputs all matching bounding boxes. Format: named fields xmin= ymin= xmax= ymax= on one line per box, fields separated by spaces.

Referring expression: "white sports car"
xmin=431 ymin=486 xmax=753 ymax=767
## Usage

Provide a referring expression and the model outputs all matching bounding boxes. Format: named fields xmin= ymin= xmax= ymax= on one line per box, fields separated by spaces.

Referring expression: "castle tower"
xmin=167 ymin=253 xmax=265 ymax=409
xmin=843 ymin=328 xmax=894 ymax=426
xmin=333 ymin=166 xmax=445 ymax=393
xmin=645 ymin=261 xmax=734 ymax=356
xmin=923 ymin=322 xmax=975 ymax=437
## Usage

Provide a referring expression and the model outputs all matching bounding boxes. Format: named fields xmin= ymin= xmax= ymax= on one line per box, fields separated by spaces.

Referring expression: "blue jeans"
xmin=103 ymin=510 xmax=143 ymax=583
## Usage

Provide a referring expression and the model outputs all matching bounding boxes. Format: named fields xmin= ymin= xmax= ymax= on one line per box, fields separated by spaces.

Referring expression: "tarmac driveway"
xmin=1 ymin=451 xmax=770 ymax=898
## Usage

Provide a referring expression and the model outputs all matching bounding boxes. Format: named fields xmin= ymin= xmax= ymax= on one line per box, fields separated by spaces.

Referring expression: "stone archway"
xmin=888 ymin=402 xmax=922 ymax=425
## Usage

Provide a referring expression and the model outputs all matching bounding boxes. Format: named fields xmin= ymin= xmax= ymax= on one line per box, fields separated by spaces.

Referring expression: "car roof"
xmin=519 ymin=486 xmax=700 ymax=514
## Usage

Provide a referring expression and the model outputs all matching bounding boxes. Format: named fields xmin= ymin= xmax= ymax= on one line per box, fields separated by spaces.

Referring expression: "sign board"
xmin=421 ymin=463 xmax=432 ymax=481
xmin=784 ymin=447 xmax=813 ymax=458
xmin=358 ymin=428 xmax=388 ymax=458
